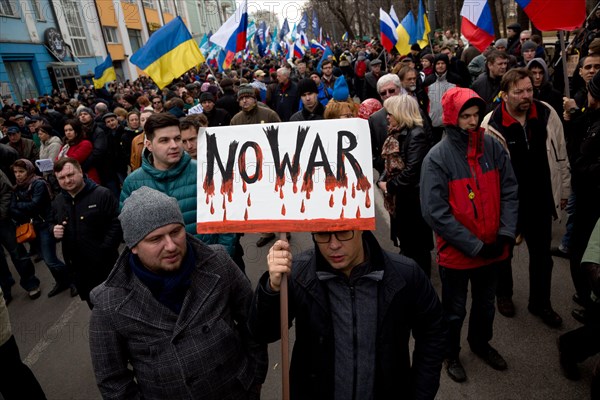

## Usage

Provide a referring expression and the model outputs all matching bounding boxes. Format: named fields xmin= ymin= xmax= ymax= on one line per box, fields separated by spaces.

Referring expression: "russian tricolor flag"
xmin=209 ymin=0 xmax=248 ymax=53
xmin=460 ymin=0 xmax=494 ymax=52
xmin=310 ymin=40 xmax=325 ymax=54
xmin=380 ymin=8 xmax=398 ymax=52
xmin=293 ymin=40 xmax=305 ymax=59
xmin=515 ymin=0 xmax=585 ymax=31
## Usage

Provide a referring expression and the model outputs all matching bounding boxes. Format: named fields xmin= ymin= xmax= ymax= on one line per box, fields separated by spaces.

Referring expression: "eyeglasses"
xmin=582 ymin=63 xmax=600 ymax=70
xmin=152 ymin=101 xmax=162 ymax=104
xmin=312 ymin=231 xmax=355 ymax=243
xmin=379 ymin=88 xmax=397 ymax=97
xmin=520 ymin=37 xmax=530 ymax=42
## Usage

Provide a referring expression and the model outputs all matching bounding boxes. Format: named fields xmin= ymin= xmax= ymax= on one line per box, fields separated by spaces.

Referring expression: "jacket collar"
xmin=141 ymin=150 xmax=193 ymax=181
xmin=500 ymin=99 xmax=539 ymax=128
xmin=103 ymin=235 xmax=222 ymax=338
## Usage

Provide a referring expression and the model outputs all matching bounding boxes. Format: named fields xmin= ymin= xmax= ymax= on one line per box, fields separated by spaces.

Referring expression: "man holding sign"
xmin=248 ymin=231 xmax=445 ymax=399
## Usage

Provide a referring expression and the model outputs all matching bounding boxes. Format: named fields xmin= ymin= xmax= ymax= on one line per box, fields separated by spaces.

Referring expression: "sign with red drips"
xmin=196 ymin=119 xmax=375 ymax=233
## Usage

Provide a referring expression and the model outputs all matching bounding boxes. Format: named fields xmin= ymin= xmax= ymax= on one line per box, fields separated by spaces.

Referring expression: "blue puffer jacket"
xmin=120 ymin=151 xmax=236 ymax=255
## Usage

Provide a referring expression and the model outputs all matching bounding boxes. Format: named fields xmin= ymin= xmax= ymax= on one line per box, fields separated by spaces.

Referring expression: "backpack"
xmin=355 ymin=60 xmax=367 ymax=78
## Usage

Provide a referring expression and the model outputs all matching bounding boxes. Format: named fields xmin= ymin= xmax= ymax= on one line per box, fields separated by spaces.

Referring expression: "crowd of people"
xmin=1 ymin=12 xmax=599 ymax=400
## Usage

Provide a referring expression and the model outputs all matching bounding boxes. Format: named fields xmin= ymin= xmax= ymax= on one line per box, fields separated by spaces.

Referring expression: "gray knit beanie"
xmin=521 ymin=40 xmax=537 ymax=53
xmin=119 ymin=186 xmax=185 ymax=248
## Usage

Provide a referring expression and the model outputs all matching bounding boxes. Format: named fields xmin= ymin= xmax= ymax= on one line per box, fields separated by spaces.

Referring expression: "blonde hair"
xmin=324 ymin=99 xmax=359 ymax=119
xmin=383 ymin=94 xmax=423 ymax=129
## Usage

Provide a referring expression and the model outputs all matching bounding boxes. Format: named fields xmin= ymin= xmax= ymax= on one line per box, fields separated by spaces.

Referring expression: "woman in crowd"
xmin=38 ymin=124 xmax=62 ymax=162
xmin=56 ymin=119 xmax=100 ymax=183
xmin=377 ymin=94 xmax=434 ymax=276
xmin=10 ymin=159 xmax=74 ymax=297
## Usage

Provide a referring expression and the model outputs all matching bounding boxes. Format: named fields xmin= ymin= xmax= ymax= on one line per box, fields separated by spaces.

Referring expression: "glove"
xmin=478 ymin=242 xmax=501 ymax=259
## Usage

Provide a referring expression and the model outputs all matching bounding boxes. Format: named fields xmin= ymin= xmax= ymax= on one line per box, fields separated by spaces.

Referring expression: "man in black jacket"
xmin=200 ymin=92 xmax=231 ymax=127
xmin=52 ymin=157 xmax=122 ymax=308
xmin=471 ymin=50 xmax=509 ymax=114
xmin=289 ymin=78 xmax=325 ymax=121
xmin=249 ymin=231 xmax=445 ymax=399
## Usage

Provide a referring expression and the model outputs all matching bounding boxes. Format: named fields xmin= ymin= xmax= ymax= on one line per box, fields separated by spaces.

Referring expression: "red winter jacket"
xmin=420 ymin=87 xmax=519 ymax=269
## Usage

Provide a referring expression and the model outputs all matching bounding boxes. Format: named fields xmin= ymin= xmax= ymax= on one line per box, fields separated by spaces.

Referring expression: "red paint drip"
xmin=223 ymin=209 xmax=227 ymax=221
xmin=222 ymin=196 xmax=226 ymax=209
xmin=329 ymin=194 xmax=334 ymax=208
xmin=324 ymin=175 xmax=339 ymax=192
xmin=365 ymin=191 xmax=371 ymax=208
xmin=244 ymin=208 xmax=248 ymax=221
xmin=228 ymin=191 xmax=232 ymax=203
xmin=300 ymin=199 xmax=305 ymax=213
xmin=356 ymin=175 xmax=372 ymax=191
xmin=293 ymin=180 xmax=298 ymax=194
xmin=203 ymin=179 xmax=215 ymax=196
xmin=242 ymin=180 xmax=247 ymax=193
xmin=342 ymin=191 xmax=347 ymax=206
xmin=205 ymin=193 xmax=210 ymax=204
xmin=210 ymin=201 xmax=214 ymax=215
xmin=352 ymin=183 xmax=356 ymax=198
xmin=356 ymin=206 xmax=361 ymax=218
xmin=306 ymin=191 xmax=311 ymax=199
xmin=340 ymin=208 xmax=345 ymax=219
xmin=247 ymin=194 xmax=251 ymax=207
xmin=301 ymin=174 xmax=314 ymax=196
xmin=220 ymin=179 xmax=234 ymax=205
xmin=279 ymin=187 xmax=284 ymax=199
xmin=281 ymin=204 xmax=286 ymax=216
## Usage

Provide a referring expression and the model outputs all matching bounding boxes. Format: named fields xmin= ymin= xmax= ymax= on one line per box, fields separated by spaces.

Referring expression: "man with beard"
xmin=482 ymin=68 xmax=570 ymax=326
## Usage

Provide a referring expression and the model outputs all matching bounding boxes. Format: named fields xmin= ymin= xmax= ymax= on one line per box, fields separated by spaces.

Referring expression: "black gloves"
xmin=478 ymin=235 xmax=515 ymax=259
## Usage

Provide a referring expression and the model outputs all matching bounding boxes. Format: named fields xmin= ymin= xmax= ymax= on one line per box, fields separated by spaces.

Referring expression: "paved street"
xmin=2 ymin=188 xmax=596 ymax=400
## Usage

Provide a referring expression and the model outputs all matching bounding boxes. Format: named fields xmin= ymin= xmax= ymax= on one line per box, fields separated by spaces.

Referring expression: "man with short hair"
xmin=52 ymin=158 xmax=121 ymax=308
xmin=526 ymin=58 xmax=563 ymax=116
xmin=368 ymin=74 xmax=406 ymax=173
xmin=481 ymin=68 xmax=570 ymax=327
xmin=269 ymin=67 xmax=299 ymax=122
xmin=150 ymin=95 xmax=164 ymax=112
xmin=90 ymin=186 xmax=267 ymax=399
xmin=320 ymin=59 xmax=337 ymax=91
xmin=100 ymin=112 xmax=125 ymax=197
xmin=179 ymin=117 xmax=202 ymax=160
xmin=249 ymin=230 xmax=445 ymax=399
xmin=399 ymin=66 xmax=429 ymax=115
xmin=200 ymin=92 xmax=231 ymax=127
xmin=471 ymin=50 xmax=509 ymax=114
xmin=420 ymin=87 xmax=518 ymax=382
xmin=289 ymin=78 xmax=325 ymax=121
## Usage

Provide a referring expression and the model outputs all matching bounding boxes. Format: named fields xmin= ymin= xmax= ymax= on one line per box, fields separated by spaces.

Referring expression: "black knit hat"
xmin=297 ymin=78 xmax=318 ymax=95
xmin=588 ymin=71 xmax=600 ymax=100
xmin=200 ymin=92 xmax=215 ymax=103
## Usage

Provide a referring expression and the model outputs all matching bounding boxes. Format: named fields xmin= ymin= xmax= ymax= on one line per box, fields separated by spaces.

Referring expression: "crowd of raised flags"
xmin=91 ymin=0 xmax=587 ymax=91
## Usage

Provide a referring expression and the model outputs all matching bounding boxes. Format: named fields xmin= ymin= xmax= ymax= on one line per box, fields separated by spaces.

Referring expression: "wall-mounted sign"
xmin=45 ymin=28 xmax=67 ymax=61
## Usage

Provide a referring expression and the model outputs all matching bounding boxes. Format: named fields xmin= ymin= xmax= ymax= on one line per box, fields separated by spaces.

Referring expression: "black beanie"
xmin=297 ymin=78 xmax=318 ymax=95
xmin=200 ymin=92 xmax=215 ymax=103
xmin=589 ymin=71 xmax=600 ymax=100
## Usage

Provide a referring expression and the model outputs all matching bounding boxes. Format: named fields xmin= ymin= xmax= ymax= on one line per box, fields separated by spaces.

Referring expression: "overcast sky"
xmin=246 ymin=0 xmax=308 ymax=24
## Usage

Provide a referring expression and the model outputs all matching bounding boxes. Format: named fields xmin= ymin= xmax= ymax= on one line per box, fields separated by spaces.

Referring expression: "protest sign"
xmin=196 ymin=118 xmax=375 ymax=233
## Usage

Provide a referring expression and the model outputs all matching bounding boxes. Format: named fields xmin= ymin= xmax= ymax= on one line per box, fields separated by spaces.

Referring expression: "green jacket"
xmin=120 ymin=151 xmax=235 ymax=255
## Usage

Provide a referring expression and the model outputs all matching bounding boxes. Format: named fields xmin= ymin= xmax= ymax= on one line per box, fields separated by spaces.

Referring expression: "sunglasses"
xmin=312 ymin=230 xmax=354 ymax=243
xmin=379 ymin=88 xmax=397 ymax=96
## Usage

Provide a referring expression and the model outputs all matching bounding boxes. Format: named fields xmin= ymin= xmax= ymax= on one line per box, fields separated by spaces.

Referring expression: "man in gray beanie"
xmin=89 ymin=186 xmax=268 ymax=399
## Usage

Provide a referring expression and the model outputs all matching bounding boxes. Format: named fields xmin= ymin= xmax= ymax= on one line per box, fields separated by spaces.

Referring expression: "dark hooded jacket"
xmin=420 ymin=87 xmax=519 ymax=269
xmin=527 ymin=58 xmax=563 ymax=118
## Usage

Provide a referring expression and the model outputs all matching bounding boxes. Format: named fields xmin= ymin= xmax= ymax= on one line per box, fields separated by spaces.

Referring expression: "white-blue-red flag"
xmin=293 ymin=40 xmax=305 ymax=59
xmin=210 ymin=0 xmax=248 ymax=53
xmin=380 ymin=8 xmax=398 ymax=52
xmin=389 ymin=5 xmax=400 ymax=27
xmin=460 ymin=0 xmax=494 ymax=52
xmin=310 ymin=39 xmax=325 ymax=54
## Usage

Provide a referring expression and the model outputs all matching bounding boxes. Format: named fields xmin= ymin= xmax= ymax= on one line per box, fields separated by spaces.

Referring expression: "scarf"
xmin=130 ymin=242 xmax=196 ymax=314
xmin=14 ymin=158 xmax=42 ymax=190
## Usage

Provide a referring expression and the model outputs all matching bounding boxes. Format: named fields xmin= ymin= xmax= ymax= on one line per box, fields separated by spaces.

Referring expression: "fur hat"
xmin=119 ymin=187 xmax=184 ymax=248
xmin=297 ymin=78 xmax=318 ymax=95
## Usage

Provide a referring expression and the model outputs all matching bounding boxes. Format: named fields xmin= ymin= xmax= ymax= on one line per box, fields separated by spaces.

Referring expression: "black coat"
xmin=215 ymin=90 xmax=240 ymax=117
xmin=51 ymin=179 xmax=122 ymax=300
xmin=204 ymin=107 xmax=231 ymax=127
xmin=248 ymin=232 xmax=445 ymax=400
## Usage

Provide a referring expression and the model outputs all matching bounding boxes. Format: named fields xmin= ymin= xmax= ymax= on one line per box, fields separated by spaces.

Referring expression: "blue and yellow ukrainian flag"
xmin=130 ymin=16 xmax=205 ymax=89
xmin=93 ymin=55 xmax=116 ymax=89
xmin=342 ymin=31 xmax=348 ymax=41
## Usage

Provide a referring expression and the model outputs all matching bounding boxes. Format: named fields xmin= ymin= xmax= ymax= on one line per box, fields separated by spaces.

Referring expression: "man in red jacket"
xmin=420 ymin=87 xmax=519 ymax=382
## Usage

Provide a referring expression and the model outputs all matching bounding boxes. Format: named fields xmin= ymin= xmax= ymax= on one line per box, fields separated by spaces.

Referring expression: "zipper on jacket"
xmin=350 ymin=284 xmax=358 ymax=400
xmin=466 ymin=184 xmax=478 ymax=219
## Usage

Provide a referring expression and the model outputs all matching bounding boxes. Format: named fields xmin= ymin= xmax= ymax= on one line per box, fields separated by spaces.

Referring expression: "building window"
xmin=60 ymin=0 xmax=92 ymax=56
xmin=142 ymin=0 xmax=155 ymax=9
xmin=103 ymin=26 xmax=120 ymax=44
xmin=0 ymin=0 xmax=18 ymax=16
xmin=128 ymin=28 xmax=143 ymax=53
xmin=160 ymin=0 xmax=172 ymax=14
xmin=4 ymin=61 xmax=39 ymax=105
xmin=121 ymin=0 xmax=136 ymax=3
xmin=31 ymin=0 xmax=44 ymax=20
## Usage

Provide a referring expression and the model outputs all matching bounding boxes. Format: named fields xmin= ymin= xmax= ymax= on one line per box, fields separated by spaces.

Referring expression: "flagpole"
xmin=205 ymin=63 xmax=224 ymax=95
xmin=279 ymin=231 xmax=290 ymax=400
xmin=559 ymin=30 xmax=570 ymax=98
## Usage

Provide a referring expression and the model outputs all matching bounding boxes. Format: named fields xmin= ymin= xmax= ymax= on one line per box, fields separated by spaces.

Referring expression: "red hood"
xmin=441 ymin=87 xmax=486 ymax=127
